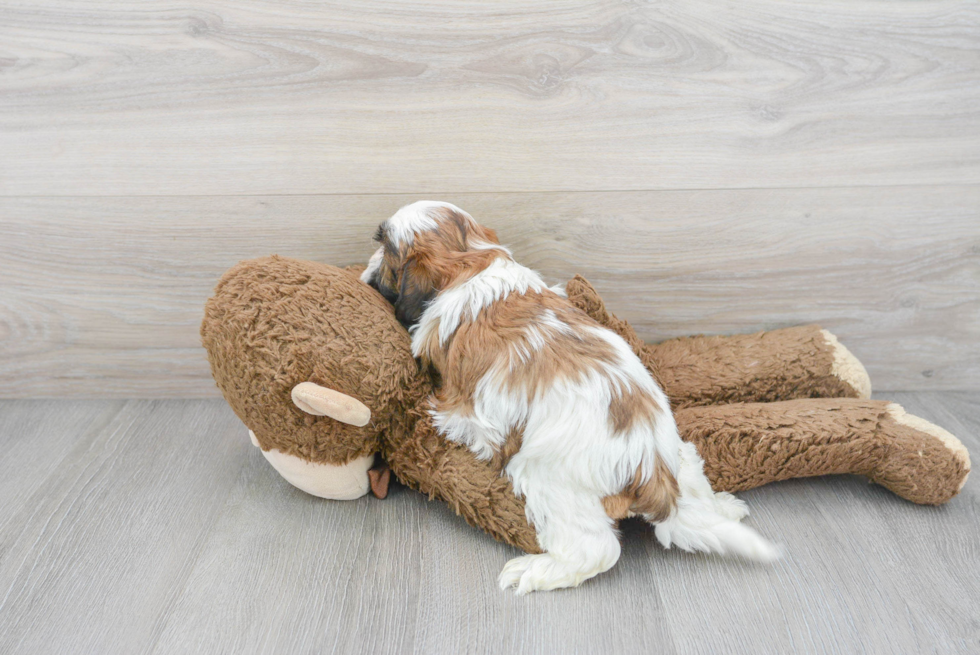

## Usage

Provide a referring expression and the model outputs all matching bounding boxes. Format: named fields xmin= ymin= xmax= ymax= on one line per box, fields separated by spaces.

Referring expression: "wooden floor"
xmin=0 ymin=392 xmax=976 ymax=654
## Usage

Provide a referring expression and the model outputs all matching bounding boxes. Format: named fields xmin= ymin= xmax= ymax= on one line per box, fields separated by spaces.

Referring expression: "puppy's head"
xmin=361 ymin=201 xmax=502 ymax=328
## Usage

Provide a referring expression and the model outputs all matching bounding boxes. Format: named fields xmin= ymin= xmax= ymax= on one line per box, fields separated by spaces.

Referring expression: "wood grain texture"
xmin=0 ymin=394 xmax=977 ymax=653
xmin=1 ymin=189 xmax=977 ymax=397
xmin=149 ymin=429 xmax=426 ymax=654
xmin=1 ymin=1 xmax=978 ymax=195
xmin=0 ymin=400 xmax=123 ymax=530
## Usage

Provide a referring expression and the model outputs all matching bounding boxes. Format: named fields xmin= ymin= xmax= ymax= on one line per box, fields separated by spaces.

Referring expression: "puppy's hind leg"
xmin=498 ymin=483 xmax=622 ymax=595
xmin=652 ymin=442 xmax=780 ymax=561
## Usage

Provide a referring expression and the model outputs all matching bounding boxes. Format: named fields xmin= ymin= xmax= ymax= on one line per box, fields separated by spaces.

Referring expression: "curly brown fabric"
xmin=202 ymin=258 xmax=969 ymax=554
xmin=202 ymin=256 xmax=428 ymax=464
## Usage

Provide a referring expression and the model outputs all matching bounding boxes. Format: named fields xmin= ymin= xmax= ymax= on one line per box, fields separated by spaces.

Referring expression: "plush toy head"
xmin=201 ymin=256 xmax=429 ymax=497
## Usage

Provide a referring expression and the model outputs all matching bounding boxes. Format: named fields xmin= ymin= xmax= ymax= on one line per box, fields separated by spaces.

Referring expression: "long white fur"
xmin=386 ymin=201 xmax=780 ymax=594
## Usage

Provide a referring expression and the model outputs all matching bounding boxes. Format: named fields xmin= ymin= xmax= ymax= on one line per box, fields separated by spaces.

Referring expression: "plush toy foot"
xmin=871 ymin=404 xmax=971 ymax=505
xmin=820 ymin=329 xmax=872 ymax=399
xmin=248 ymin=430 xmax=375 ymax=500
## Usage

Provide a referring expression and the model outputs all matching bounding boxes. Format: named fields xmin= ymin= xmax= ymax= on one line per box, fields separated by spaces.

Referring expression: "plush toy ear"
xmin=291 ymin=382 xmax=371 ymax=427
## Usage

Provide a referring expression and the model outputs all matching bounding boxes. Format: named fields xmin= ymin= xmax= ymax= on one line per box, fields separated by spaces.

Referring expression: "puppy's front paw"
xmin=498 ymin=553 xmax=597 ymax=595
xmin=498 ymin=554 xmax=539 ymax=592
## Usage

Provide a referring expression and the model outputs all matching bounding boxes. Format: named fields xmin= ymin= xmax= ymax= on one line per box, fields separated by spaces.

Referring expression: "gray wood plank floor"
xmin=0 ymin=392 xmax=976 ymax=654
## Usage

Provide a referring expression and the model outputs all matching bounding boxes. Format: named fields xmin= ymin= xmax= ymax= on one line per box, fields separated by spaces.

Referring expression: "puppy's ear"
xmin=472 ymin=224 xmax=499 ymax=245
xmin=481 ymin=226 xmax=500 ymax=244
xmin=394 ymin=256 xmax=437 ymax=328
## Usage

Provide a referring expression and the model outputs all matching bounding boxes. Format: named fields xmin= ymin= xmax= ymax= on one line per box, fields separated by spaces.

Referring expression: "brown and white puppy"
xmin=362 ymin=201 xmax=778 ymax=594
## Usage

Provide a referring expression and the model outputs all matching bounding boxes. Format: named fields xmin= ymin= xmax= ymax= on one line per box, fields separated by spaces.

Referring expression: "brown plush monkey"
xmin=201 ymin=256 xmax=970 ymax=554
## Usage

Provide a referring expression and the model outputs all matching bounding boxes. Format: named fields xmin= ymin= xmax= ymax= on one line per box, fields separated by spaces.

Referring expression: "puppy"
xmin=362 ymin=201 xmax=779 ymax=594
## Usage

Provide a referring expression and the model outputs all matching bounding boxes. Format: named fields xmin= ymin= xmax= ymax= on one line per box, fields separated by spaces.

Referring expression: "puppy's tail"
xmin=653 ymin=442 xmax=782 ymax=562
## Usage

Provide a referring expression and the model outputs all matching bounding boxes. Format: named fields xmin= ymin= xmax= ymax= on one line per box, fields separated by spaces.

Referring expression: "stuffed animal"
xmin=201 ymin=256 xmax=970 ymax=554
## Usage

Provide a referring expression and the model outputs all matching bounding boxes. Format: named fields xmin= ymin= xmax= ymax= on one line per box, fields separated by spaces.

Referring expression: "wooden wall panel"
xmin=1 ymin=1 xmax=977 ymax=396
xmin=1 ymin=0 xmax=978 ymax=195
xmin=1 ymin=189 xmax=977 ymax=397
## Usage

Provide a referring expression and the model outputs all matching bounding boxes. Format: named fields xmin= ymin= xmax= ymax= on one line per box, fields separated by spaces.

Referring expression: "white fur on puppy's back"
xmin=654 ymin=442 xmax=782 ymax=562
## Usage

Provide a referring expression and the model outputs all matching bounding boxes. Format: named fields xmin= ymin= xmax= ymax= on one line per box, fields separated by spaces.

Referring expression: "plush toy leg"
xmin=676 ymin=399 xmax=970 ymax=505
xmin=249 ymin=430 xmax=374 ymax=500
xmin=382 ymin=413 xmax=543 ymax=554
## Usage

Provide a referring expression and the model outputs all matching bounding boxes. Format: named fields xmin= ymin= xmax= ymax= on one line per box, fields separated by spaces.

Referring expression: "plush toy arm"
xmin=382 ymin=411 xmax=542 ymax=554
xmin=564 ymin=275 xmax=871 ymax=409
xmin=677 ymin=398 xmax=970 ymax=505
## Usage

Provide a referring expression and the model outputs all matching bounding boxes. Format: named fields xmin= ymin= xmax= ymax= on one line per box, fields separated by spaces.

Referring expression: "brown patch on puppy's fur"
xmin=601 ymin=494 xmax=633 ymax=520
xmin=491 ymin=429 xmax=524 ymax=470
xmin=427 ymin=206 xmax=500 ymax=248
xmin=603 ymin=459 xmax=678 ymax=522
xmin=429 ymin=290 xmax=625 ymax=431
xmin=608 ymin=388 xmax=661 ymax=435
xmin=376 ymin=211 xmax=506 ymax=327
xmin=634 ymin=459 xmax=679 ymax=521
